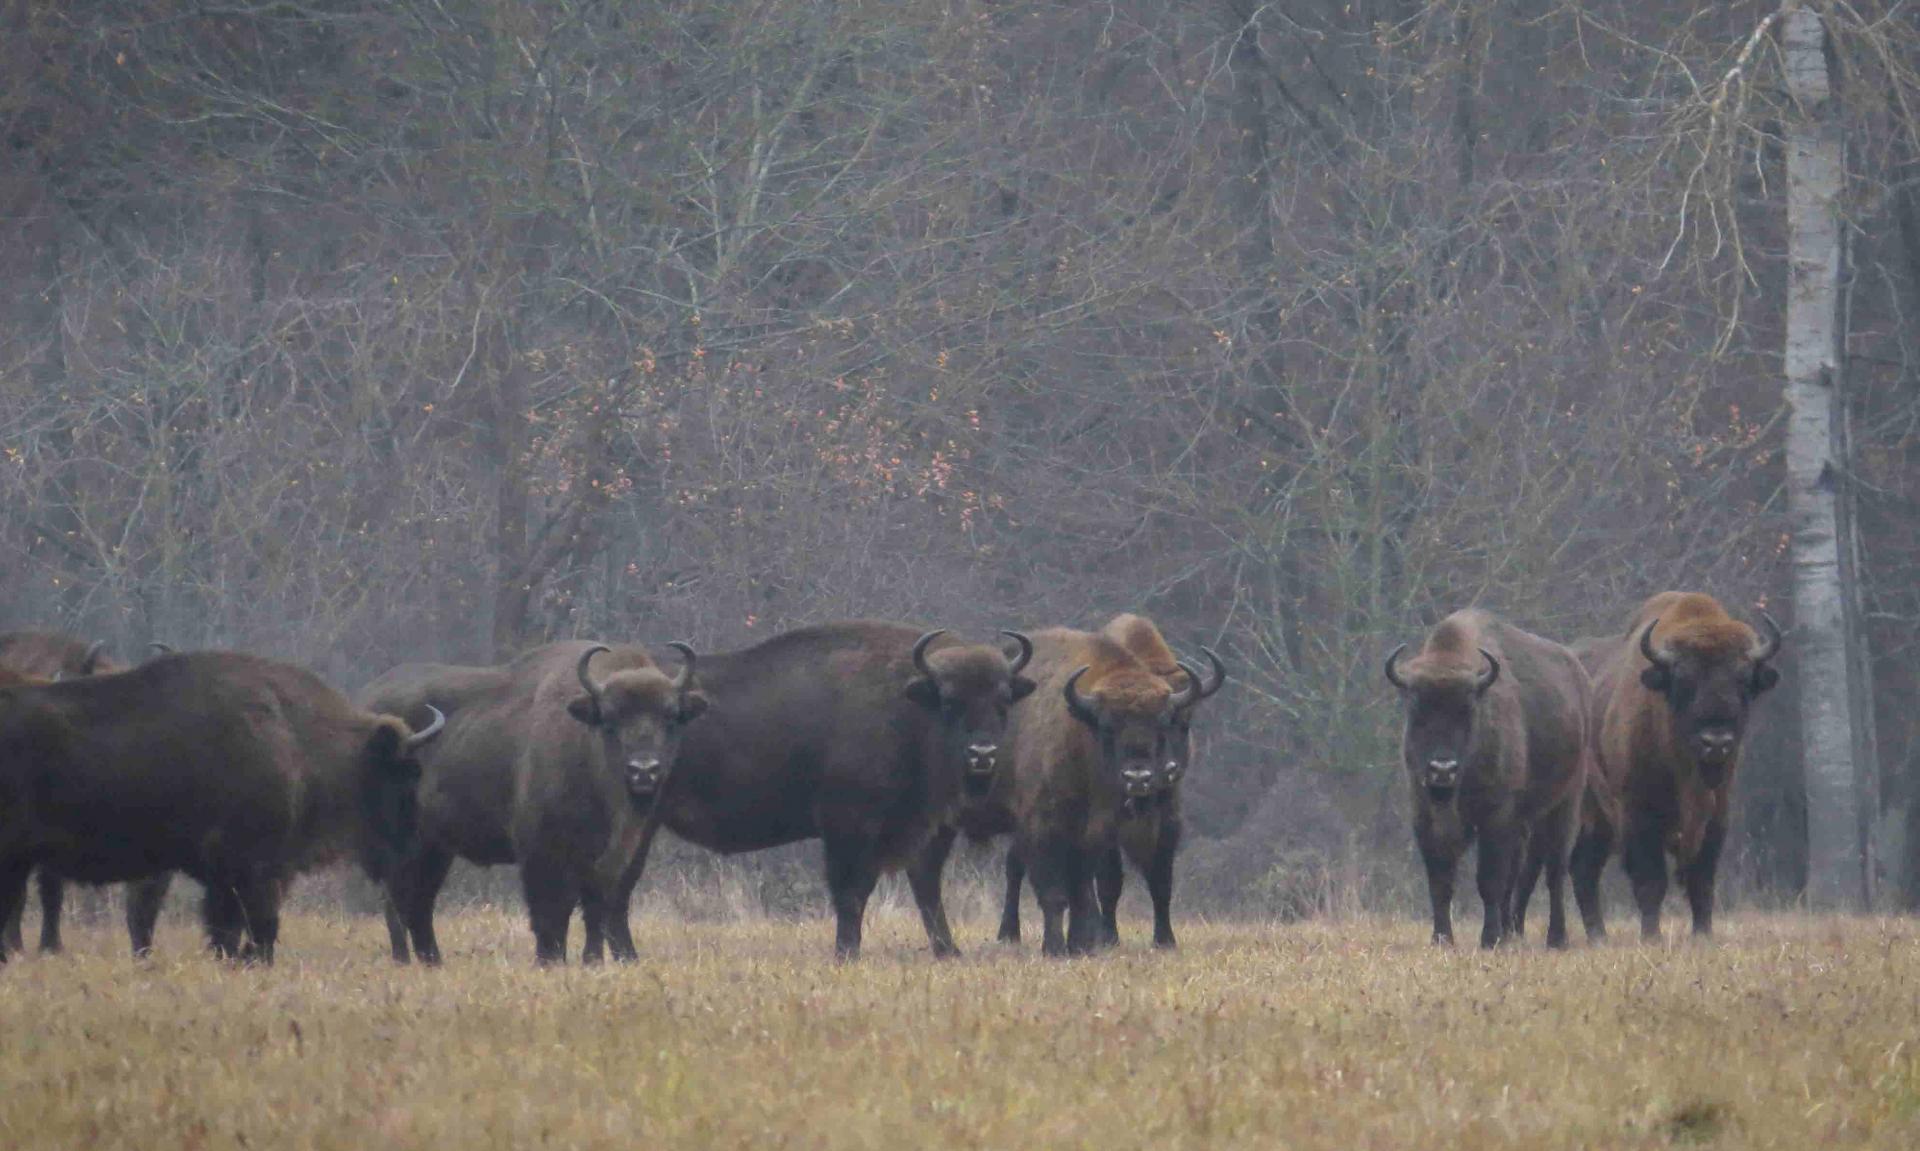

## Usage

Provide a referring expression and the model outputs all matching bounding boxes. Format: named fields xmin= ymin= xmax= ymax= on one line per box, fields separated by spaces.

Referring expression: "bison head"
xmin=1384 ymin=644 xmax=1500 ymax=805
xmin=364 ymin=704 xmax=446 ymax=866
xmin=1637 ymin=613 xmax=1781 ymax=788
xmin=569 ymin=643 xmax=709 ymax=807
xmin=1063 ymin=660 xmax=1201 ymax=808
xmin=903 ymin=629 xmax=1038 ymax=797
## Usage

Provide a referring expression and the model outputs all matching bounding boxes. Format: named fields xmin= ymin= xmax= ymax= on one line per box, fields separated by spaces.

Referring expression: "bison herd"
xmin=0 ymin=590 xmax=1780 ymax=966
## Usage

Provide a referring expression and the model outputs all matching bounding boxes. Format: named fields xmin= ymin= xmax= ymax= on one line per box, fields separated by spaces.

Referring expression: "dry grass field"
xmin=2 ymin=906 xmax=1917 ymax=1150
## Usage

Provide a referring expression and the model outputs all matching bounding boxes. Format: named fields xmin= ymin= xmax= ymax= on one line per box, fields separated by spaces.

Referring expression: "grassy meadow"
xmin=2 ymin=904 xmax=1917 ymax=1150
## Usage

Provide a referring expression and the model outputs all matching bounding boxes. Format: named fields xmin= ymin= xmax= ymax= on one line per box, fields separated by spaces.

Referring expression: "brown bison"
xmin=994 ymin=614 xmax=1225 ymax=949
xmin=0 ymin=633 xmax=177 ymax=957
xmin=359 ymin=640 xmax=707 ymax=965
xmin=611 ymin=622 xmax=1036 ymax=960
xmin=1384 ymin=610 xmax=1590 ymax=948
xmin=1570 ymin=592 xmax=1782 ymax=939
xmin=922 ymin=626 xmax=1204 ymax=956
xmin=0 ymin=650 xmax=441 ymax=963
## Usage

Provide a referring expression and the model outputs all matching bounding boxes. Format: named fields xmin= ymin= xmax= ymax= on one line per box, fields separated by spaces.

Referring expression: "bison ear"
xmin=1752 ymin=664 xmax=1780 ymax=694
xmin=1639 ymin=666 xmax=1672 ymax=694
xmin=904 ymin=676 xmax=942 ymax=710
xmin=566 ymin=694 xmax=603 ymax=726
xmin=1009 ymin=675 xmax=1038 ymax=703
xmin=679 ymin=691 xmax=711 ymax=722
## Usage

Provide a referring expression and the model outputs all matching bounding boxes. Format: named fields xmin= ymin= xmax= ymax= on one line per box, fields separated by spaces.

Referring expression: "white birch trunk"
xmin=1783 ymin=8 xmax=1866 ymax=909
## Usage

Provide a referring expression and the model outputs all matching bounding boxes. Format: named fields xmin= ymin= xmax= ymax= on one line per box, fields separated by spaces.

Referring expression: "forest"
xmin=4 ymin=0 xmax=1919 ymax=915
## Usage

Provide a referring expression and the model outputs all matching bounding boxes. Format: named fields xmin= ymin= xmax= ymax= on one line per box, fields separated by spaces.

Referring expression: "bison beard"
xmin=1384 ymin=610 xmax=1591 ymax=950
xmin=0 ymin=652 xmax=440 ymax=964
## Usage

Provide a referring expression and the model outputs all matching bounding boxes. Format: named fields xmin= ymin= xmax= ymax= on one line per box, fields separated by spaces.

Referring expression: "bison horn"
xmin=147 ymin=642 xmax=174 ymax=658
xmin=1194 ymin=647 xmax=1227 ymax=700
xmin=1638 ymin=619 xmax=1673 ymax=670
xmin=576 ymin=644 xmax=612 ymax=711
xmin=402 ymin=705 xmax=445 ymax=753
xmin=1063 ymin=666 xmax=1100 ymax=726
xmin=1383 ymin=644 xmax=1410 ymax=690
xmin=666 ymin=640 xmax=698 ymax=695
xmin=1169 ymin=661 xmax=1202 ymax=709
xmin=911 ymin=629 xmax=948 ymax=678
xmin=80 ymin=640 xmax=106 ymax=676
xmin=1000 ymin=630 xmax=1033 ymax=676
xmin=1751 ymin=611 xmax=1782 ymax=663
xmin=1475 ymin=648 xmax=1501 ymax=693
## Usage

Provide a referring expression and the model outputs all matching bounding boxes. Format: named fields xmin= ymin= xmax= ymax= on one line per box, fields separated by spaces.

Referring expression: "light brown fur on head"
xmin=1627 ymin=592 xmax=1758 ymax=662
xmin=1396 ymin=610 xmax=1495 ymax=689
xmin=1100 ymin=614 xmax=1180 ymax=678
xmin=1074 ymin=634 xmax=1174 ymax=717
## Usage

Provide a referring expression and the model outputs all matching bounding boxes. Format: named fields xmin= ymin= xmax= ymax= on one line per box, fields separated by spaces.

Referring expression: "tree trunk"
xmin=1783 ymin=8 xmax=1868 ymax=910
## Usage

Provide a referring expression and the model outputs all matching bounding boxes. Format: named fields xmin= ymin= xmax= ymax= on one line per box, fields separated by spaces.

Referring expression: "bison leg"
xmin=822 ymin=832 xmax=880 ymax=960
xmin=1621 ymin=824 xmax=1669 ymax=941
xmin=0 ymin=860 xmax=29 ymax=963
xmin=202 ymin=882 xmax=246 ymax=960
xmin=1511 ymin=837 xmax=1545 ymax=942
xmin=390 ymin=847 xmax=454 ymax=966
xmin=233 ymin=874 xmax=282 ymax=965
xmin=1569 ymin=821 xmax=1613 ymax=943
xmin=579 ymin=887 xmax=609 ymax=965
xmin=521 ymin=859 xmax=576 ymax=967
xmin=601 ymin=885 xmax=640 ymax=963
xmin=1475 ymin=831 xmax=1517 ymax=949
xmin=1144 ymin=820 xmax=1181 ymax=950
xmin=997 ymin=848 xmax=1025 ymax=944
xmin=905 ymin=825 xmax=961 ymax=959
xmin=1420 ymin=842 xmax=1458 ymax=946
xmin=126 ymin=873 xmax=171 ymax=958
xmin=1024 ymin=841 xmax=1077 ymax=958
xmin=1680 ymin=820 xmax=1725 ymax=938
xmin=1534 ymin=802 xmax=1576 ymax=950
xmin=1064 ymin=852 xmax=1105 ymax=956
xmin=1093 ymin=847 xmax=1123 ymax=949
xmin=33 ymin=868 xmax=64 ymax=954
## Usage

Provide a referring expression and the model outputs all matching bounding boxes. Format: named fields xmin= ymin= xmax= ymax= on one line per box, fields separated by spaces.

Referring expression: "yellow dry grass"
xmin=2 ymin=908 xmax=1917 ymax=1150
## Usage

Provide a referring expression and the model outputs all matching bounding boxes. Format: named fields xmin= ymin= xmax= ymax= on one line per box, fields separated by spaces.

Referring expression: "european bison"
xmin=925 ymin=626 xmax=1203 ymax=956
xmin=0 ymin=650 xmax=441 ymax=963
xmin=995 ymin=614 xmax=1225 ymax=949
xmin=610 ymin=622 xmax=1036 ymax=960
xmin=0 ymin=633 xmax=177 ymax=957
xmin=1571 ymin=592 xmax=1782 ymax=939
xmin=1384 ymin=610 xmax=1590 ymax=948
xmin=360 ymin=640 xmax=706 ymax=965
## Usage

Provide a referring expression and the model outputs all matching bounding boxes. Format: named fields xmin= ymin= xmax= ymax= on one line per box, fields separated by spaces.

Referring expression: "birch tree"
xmin=1782 ymin=6 xmax=1868 ymax=909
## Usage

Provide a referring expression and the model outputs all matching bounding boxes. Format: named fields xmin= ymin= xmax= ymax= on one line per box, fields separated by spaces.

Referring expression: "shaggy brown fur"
xmin=1386 ymin=610 xmax=1591 ymax=949
xmin=1572 ymin=592 xmax=1781 ymax=939
xmin=0 ymin=651 xmax=438 ymax=963
xmin=0 ymin=634 xmax=170 ymax=958
xmin=935 ymin=627 xmax=1196 ymax=956
xmin=359 ymin=640 xmax=704 ymax=966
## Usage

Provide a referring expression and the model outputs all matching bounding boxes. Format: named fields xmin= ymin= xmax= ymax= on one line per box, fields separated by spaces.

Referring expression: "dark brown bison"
xmin=0 ymin=650 xmax=441 ymax=963
xmin=1570 ymin=592 xmax=1782 ymax=939
xmin=359 ymin=640 xmax=707 ymax=965
xmin=0 ymin=633 xmax=178 ymax=958
xmin=1384 ymin=610 xmax=1590 ymax=948
xmin=922 ymin=626 xmax=1202 ymax=956
xmin=994 ymin=614 xmax=1225 ymax=950
xmin=607 ymin=622 xmax=1035 ymax=960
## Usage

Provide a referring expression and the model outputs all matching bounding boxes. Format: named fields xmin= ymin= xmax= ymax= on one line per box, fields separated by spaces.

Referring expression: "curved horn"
xmin=1063 ymin=666 xmax=1100 ymax=725
xmin=1000 ymin=630 xmax=1033 ymax=676
xmin=1475 ymin=648 xmax=1502 ymax=693
xmin=1383 ymin=643 xmax=1410 ymax=690
xmin=1195 ymin=647 xmax=1227 ymax=700
xmin=1751 ymin=611 xmax=1782 ymax=663
xmin=911 ymin=629 xmax=948 ymax=678
xmin=79 ymin=640 xmax=106 ymax=676
xmin=575 ymin=644 xmax=611 ymax=710
xmin=1638 ymin=619 xmax=1672 ymax=670
xmin=401 ymin=705 xmax=445 ymax=753
xmin=147 ymin=642 xmax=174 ymax=658
xmin=1169 ymin=661 xmax=1202 ymax=709
xmin=665 ymin=640 xmax=698 ymax=695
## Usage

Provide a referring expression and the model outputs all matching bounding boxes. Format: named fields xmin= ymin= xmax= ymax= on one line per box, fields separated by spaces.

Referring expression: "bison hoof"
xmin=1431 ymin=931 xmax=1454 ymax=947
